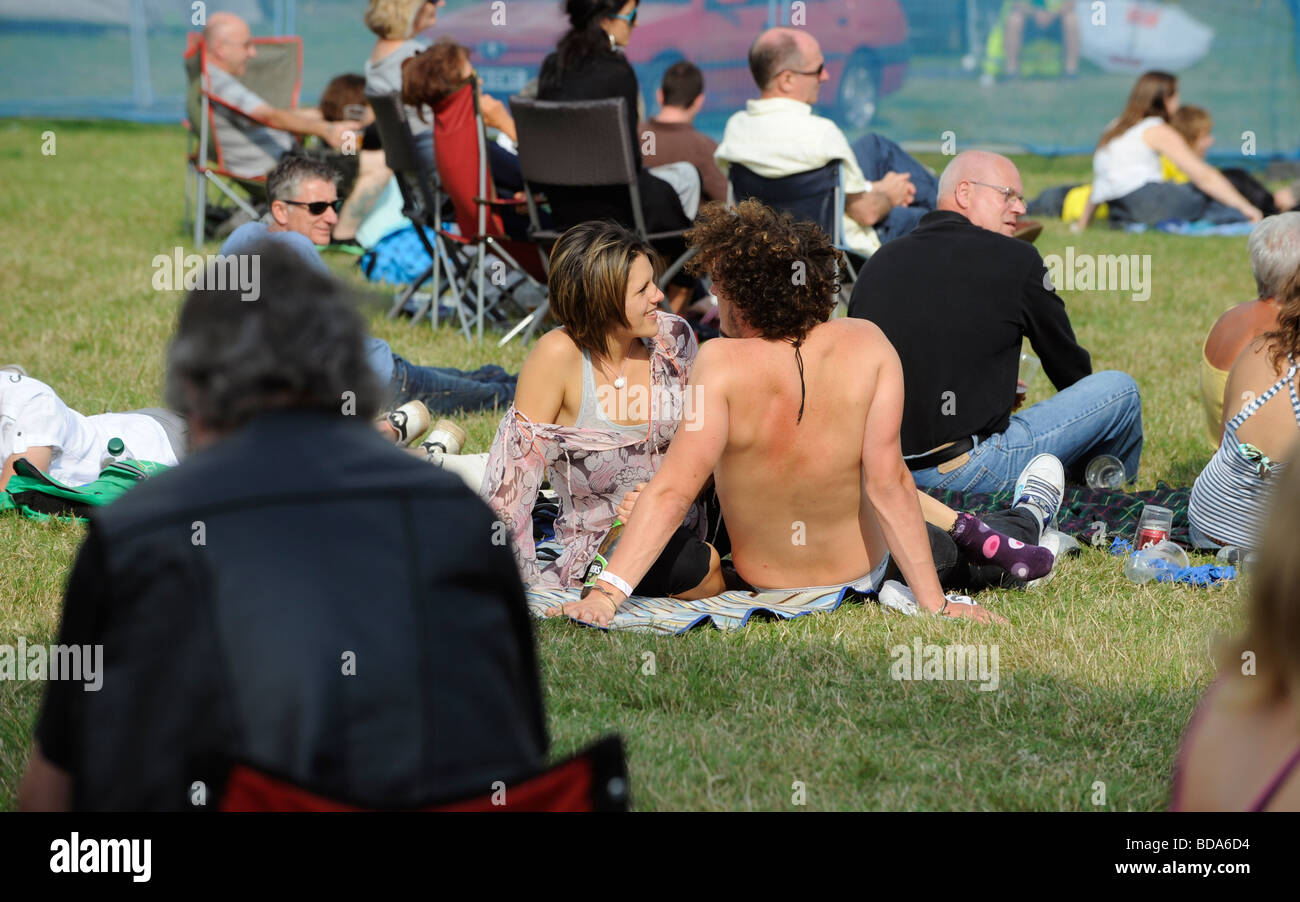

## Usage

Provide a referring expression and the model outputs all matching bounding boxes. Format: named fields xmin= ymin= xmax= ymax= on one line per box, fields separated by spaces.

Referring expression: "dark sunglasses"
xmin=282 ymin=199 xmax=341 ymax=215
xmin=789 ymin=62 xmax=825 ymax=78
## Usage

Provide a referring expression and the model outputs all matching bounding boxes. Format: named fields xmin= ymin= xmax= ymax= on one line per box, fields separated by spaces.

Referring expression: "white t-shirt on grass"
xmin=0 ymin=372 xmax=178 ymax=487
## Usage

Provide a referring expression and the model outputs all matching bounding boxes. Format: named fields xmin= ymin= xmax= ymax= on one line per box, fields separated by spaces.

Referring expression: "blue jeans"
xmin=910 ymin=371 xmax=1143 ymax=494
xmin=1108 ymin=182 xmax=1246 ymax=227
xmin=849 ymin=133 xmax=938 ymax=243
xmin=389 ymin=354 xmax=516 ymax=416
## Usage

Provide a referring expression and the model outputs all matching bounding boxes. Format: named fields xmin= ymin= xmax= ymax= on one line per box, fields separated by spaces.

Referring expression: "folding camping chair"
xmin=368 ymin=91 xmax=477 ymax=334
xmin=509 ymin=96 xmax=697 ymax=292
xmin=218 ymin=735 xmax=629 ymax=812
xmin=183 ymin=31 xmax=303 ymax=247
xmin=432 ymin=79 xmax=550 ymax=345
xmin=727 ymin=161 xmax=860 ymax=310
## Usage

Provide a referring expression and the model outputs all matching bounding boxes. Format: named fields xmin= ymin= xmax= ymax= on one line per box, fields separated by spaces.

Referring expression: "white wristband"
xmin=864 ymin=179 xmax=874 ymax=192
xmin=597 ymin=570 xmax=634 ymax=598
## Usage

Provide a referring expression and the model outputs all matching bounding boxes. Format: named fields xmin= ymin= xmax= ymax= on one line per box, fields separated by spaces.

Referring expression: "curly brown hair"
xmin=1261 ymin=265 xmax=1300 ymax=372
xmin=685 ymin=199 xmax=844 ymax=341
xmin=401 ymin=36 xmax=469 ymax=122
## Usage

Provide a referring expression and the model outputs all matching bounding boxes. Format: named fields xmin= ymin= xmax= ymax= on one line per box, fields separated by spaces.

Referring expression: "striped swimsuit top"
xmin=1188 ymin=354 xmax=1300 ymax=549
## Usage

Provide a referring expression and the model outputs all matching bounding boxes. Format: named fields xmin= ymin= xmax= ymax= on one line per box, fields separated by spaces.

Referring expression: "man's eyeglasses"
xmin=612 ymin=8 xmax=637 ymax=26
xmin=968 ymin=180 xmax=1025 ymax=206
xmin=282 ymin=199 xmax=341 ymax=215
xmin=787 ymin=62 xmax=825 ymax=79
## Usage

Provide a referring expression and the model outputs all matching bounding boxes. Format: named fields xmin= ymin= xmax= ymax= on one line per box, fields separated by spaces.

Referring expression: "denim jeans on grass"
xmin=910 ymin=370 xmax=1143 ymax=494
xmin=389 ymin=354 xmax=516 ymax=416
xmin=1108 ymin=182 xmax=1246 ymax=227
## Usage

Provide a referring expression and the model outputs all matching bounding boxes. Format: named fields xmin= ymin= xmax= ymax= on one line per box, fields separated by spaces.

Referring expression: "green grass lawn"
xmin=0 ymin=119 xmax=1265 ymax=810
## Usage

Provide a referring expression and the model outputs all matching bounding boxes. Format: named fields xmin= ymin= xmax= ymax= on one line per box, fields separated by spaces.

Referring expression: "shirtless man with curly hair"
xmin=553 ymin=200 xmax=1054 ymax=626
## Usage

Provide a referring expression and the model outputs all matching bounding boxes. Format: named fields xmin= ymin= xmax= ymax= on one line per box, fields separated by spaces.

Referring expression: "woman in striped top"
xmin=1189 ymin=264 xmax=1300 ymax=550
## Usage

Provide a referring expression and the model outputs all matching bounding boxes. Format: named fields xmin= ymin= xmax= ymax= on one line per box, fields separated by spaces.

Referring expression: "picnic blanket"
xmin=526 ymin=583 xmax=919 ymax=636
xmin=1124 ymin=220 xmax=1256 ymax=237
xmin=922 ymin=481 xmax=1192 ymax=548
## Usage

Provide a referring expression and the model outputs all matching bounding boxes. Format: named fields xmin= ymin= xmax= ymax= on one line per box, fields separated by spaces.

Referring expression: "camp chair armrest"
xmin=473 ymin=195 xmax=545 ymax=208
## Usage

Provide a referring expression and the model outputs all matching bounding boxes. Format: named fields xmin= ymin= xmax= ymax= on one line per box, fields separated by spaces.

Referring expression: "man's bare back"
xmin=556 ymin=198 xmax=997 ymax=625
xmin=709 ymin=317 xmax=890 ymax=588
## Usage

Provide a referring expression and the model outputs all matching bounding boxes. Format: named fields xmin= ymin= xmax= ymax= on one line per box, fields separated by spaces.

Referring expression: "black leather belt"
xmin=905 ymin=435 xmax=985 ymax=472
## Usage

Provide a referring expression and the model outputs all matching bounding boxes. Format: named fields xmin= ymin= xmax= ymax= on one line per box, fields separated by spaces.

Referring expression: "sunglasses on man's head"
xmin=282 ymin=199 xmax=341 ymax=215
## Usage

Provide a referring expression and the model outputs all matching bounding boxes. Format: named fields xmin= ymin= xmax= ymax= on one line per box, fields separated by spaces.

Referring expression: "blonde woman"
xmin=362 ymin=0 xmax=444 ymax=157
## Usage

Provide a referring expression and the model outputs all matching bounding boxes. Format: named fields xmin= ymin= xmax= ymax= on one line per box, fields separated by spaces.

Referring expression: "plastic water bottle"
xmin=1216 ymin=546 xmax=1256 ymax=570
xmin=100 ymin=436 xmax=130 ymax=469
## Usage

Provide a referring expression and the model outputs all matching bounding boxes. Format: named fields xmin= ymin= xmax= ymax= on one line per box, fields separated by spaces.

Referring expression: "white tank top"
xmin=1091 ymin=116 xmax=1165 ymax=203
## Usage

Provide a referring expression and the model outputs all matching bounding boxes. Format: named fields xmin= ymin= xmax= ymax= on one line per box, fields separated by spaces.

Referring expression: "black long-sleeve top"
xmin=848 ymin=210 xmax=1092 ymax=455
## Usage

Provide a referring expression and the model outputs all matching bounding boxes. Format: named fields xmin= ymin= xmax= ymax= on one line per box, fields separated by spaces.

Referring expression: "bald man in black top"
xmin=849 ymin=150 xmax=1142 ymax=493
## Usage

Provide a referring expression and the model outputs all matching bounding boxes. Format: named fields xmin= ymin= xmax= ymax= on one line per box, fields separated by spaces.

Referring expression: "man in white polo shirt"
xmin=714 ymin=27 xmax=923 ymax=257
xmin=0 ymin=367 xmax=181 ymax=491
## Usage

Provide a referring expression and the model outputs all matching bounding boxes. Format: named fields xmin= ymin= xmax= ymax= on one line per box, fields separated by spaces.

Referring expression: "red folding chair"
xmin=219 ymin=736 xmax=629 ymax=812
xmin=432 ymin=79 xmax=550 ymax=346
xmin=184 ymin=32 xmax=303 ymax=247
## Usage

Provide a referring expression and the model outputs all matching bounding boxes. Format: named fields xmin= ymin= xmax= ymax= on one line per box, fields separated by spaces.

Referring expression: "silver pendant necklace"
xmin=602 ymin=340 xmax=635 ymax=390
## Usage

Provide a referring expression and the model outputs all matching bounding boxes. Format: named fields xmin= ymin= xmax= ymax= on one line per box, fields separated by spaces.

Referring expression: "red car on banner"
xmin=437 ymin=0 xmax=909 ymax=130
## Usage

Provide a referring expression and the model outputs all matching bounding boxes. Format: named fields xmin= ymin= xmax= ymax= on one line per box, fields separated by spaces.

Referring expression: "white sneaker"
xmin=1025 ymin=528 xmax=1081 ymax=589
xmin=421 ymin=419 xmax=467 ymax=455
xmin=1013 ymin=453 xmax=1065 ymax=536
xmin=428 ymin=450 xmax=489 ymax=492
xmin=386 ymin=401 xmax=431 ymax=447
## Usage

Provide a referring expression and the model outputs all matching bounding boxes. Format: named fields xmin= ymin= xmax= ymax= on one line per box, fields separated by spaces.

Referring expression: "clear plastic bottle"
xmin=100 ymin=436 xmax=129 ymax=469
xmin=1216 ymin=545 xmax=1256 ymax=570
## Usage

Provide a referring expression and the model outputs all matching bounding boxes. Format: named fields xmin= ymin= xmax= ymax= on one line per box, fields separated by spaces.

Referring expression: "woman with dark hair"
xmin=481 ymin=220 xmax=724 ymax=598
xmin=1080 ymin=71 xmax=1262 ymax=228
xmin=1189 ymin=264 xmax=1300 ymax=551
xmin=536 ymin=0 xmax=697 ymax=312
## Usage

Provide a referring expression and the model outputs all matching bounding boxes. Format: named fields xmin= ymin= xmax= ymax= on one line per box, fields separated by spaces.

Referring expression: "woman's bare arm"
xmin=1146 ymin=125 xmax=1262 ymax=221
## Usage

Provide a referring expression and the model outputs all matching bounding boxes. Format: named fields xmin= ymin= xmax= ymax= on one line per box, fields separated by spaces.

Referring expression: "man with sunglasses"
xmin=849 ymin=150 xmax=1143 ymax=495
xmin=715 ymin=27 xmax=936 ymax=257
xmin=222 ymin=156 xmax=518 ymax=420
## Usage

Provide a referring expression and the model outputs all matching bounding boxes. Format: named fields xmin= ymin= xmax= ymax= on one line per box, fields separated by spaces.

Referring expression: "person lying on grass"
xmin=518 ymin=212 xmax=1059 ymax=618
xmin=0 ymin=366 xmax=183 ymax=491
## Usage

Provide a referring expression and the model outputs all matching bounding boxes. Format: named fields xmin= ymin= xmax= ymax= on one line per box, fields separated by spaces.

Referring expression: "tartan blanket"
xmin=526 ymin=585 xmax=885 ymax=636
xmin=922 ymin=481 xmax=1192 ymax=548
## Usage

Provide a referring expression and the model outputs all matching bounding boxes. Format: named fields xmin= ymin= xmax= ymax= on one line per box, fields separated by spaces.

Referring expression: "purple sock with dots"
xmin=950 ymin=512 xmax=1054 ymax=581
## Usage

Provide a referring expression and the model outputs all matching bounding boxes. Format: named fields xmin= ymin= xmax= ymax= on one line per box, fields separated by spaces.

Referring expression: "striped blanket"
xmin=526 ymin=584 xmax=910 ymax=636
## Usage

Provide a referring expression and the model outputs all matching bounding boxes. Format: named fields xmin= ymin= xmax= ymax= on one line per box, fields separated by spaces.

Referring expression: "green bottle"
xmin=582 ymin=518 xmax=624 ymax=589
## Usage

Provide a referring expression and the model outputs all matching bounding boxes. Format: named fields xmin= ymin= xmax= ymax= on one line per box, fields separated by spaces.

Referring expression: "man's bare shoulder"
xmin=815 ymin=316 xmax=889 ymax=349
